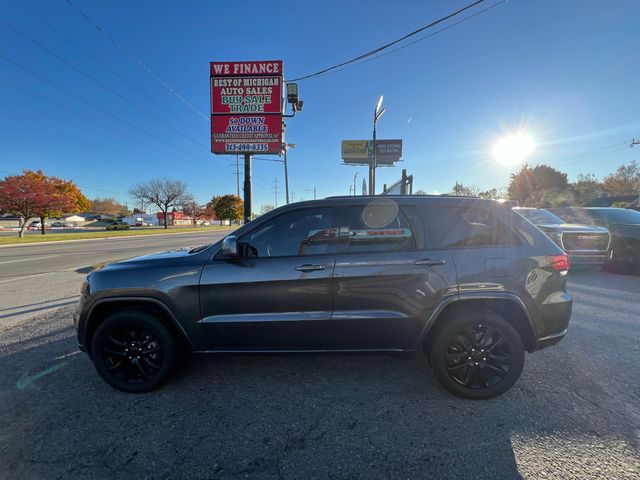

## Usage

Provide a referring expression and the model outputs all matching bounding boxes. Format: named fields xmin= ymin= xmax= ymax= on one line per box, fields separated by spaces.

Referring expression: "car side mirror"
xmin=221 ymin=235 xmax=239 ymax=257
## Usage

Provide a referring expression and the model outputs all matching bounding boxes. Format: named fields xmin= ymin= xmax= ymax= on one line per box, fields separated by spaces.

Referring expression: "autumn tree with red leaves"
xmin=0 ymin=170 xmax=90 ymax=237
xmin=179 ymin=194 xmax=207 ymax=227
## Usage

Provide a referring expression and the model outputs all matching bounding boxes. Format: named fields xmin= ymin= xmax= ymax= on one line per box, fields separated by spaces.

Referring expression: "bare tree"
xmin=129 ymin=179 xmax=188 ymax=229
xmin=449 ymin=182 xmax=480 ymax=197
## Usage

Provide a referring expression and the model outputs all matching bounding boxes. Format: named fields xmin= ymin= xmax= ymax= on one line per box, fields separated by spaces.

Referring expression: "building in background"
xmin=156 ymin=210 xmax=193 ymax=226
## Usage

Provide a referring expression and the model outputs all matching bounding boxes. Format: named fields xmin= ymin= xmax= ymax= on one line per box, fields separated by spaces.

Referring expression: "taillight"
xmin=546 ymin=253 xmax=570 ymax=272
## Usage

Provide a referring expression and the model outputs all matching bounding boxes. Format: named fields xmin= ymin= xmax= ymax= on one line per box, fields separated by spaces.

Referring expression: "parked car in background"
xmin=105 ymin=221 xmax=130 ymax=231
xmin=586 ymin=195 xmax=640 ymax=211
xmin=514 ymin=207 xmax=611 ymax=266
xmin=549 ymin=207 xmax=640 ymax=274
xmin=28 ymin=221 xmax=42 ymax=230
xmin=51 ymin=221 xmax=72 ymax=228
xmin=76 ymin=196 xmax=572 ymax=399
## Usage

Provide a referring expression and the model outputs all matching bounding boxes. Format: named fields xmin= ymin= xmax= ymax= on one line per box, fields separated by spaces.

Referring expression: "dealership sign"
xmin=341 ymin=139 xmax=402 ymax=165
xmin=210 ymin=61 xmax=284 ymax=154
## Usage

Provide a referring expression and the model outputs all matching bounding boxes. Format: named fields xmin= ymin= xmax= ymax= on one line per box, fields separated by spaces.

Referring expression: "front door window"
xmin=242 ymin=207 xmax=337 ymax=257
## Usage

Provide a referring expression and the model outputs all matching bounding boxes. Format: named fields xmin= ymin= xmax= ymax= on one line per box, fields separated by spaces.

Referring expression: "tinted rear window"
xmin=591 ymin=208 xmax=640 ymax=225
xmin=422 ymin=205 xmax=522 ymax=249
xmin=340 ymin=200 xmax=424 ymax=253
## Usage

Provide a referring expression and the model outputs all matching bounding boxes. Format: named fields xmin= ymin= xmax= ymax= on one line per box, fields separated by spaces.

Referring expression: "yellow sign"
xmin=341 ymin=140 xmax=373 ymax=159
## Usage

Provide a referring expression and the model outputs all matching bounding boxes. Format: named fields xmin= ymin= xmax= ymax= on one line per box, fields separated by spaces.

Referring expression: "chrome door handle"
xmin=295 ymin=264 xmax=327 ymax=272
xmin=414 ymin=258 xmax=446 ymax=266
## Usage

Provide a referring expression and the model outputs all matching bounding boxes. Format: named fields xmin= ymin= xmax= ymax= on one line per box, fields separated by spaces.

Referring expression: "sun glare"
xmin=493 ymin=133 xmax=535 ymax=166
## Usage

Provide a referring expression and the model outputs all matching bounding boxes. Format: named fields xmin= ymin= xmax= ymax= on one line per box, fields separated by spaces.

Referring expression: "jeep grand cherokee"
xmin=75 ymin=196 xmax=572 ymax=399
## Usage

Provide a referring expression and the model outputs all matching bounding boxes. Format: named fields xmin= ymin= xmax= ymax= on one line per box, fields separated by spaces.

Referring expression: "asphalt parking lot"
xmin=1 ymin=269 xmax=639 ymax=479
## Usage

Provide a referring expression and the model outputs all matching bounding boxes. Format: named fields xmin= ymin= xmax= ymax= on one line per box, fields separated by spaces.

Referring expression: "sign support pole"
xmin=284 ymin=148 xmax=290 ymax=204
xmin=243 ymin=153 xmax=252 ymax=224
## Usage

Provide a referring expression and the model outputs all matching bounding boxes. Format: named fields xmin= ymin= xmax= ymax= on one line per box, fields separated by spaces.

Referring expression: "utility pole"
xmin=632 ymin=139 xmax=640 ymax=203
xmin=273 ymin=178 xmax=279 ymax=207
xmin=400 ymin=169 xmax=407 ymax=195
xmin=243 ymin=154 xmax=252 ymax=223
xmin=305 ymin=188 xmax=317 ymax=200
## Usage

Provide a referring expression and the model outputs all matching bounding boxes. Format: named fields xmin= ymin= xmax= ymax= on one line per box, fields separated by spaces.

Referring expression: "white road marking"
xmin=0 ymin=254 xmax=58 ymax=265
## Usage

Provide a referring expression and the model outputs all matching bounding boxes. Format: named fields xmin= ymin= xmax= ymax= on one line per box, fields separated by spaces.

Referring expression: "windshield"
xmin=514 ymin=208 xmax=564 ymax=225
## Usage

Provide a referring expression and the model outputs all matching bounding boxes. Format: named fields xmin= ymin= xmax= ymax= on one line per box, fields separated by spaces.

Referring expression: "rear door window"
xmin=422 ymin=205 xmax=522 ymax=249
xmin=340 ymin=200 xmax=424 ymax=253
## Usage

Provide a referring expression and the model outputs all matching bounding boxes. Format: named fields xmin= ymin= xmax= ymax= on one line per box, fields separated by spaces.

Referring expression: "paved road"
xmin=0 ymin=230 xmax=230 ymax=325
xmin=0 ymin=269 xmax=639 ymax=479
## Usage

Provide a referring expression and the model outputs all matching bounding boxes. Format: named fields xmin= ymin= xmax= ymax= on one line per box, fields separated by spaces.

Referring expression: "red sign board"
xmin=211 ymin=60 xmax=284 ymax=155
xmin=211 ymin=115 xmax=283 ymax=154
xmin=211 ymin=76 xmax=282 ymax=114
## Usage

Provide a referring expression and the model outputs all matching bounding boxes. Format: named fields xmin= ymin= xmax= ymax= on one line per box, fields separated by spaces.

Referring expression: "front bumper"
xmin=74 ymin=281 xmax=93 ymax=353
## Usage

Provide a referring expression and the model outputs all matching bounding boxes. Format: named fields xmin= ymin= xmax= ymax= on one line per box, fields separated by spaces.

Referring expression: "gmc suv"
xmin=74 ymin=196 xmax=572 ymax=399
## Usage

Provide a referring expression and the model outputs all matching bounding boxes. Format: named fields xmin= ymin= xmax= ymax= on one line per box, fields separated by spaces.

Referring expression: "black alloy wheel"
xmin=429 ymin=311 xmax=525 ymax=399
xmin=444 ymin=324 xmax=512 ymax=389
xmin=91 ymin=310 xmax=176 ymax=393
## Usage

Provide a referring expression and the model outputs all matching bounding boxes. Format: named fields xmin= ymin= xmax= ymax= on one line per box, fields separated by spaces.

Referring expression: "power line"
xmin=0 ymin=16 xmax=207 ymax=150
xmin=0 ymin=73 xmax=215 ymax=174
xmin=0 ymin=52 xmax=196 ymax=157
xmin=13 ymin=0 xmax=203 ymax=133
xmin=288 ymin=0 xmax=488 ymax=82
xmin=64 ymin=0 xmax=208 ymax=120
xmin=315 ymin=0 xmax=506 ymax=80
xmin=555 ymin=143 xmax=628 ymax=168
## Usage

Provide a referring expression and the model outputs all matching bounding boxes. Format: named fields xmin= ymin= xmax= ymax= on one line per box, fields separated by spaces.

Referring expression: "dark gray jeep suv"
xmin=75 ymin=196 xmax=572 ymax=399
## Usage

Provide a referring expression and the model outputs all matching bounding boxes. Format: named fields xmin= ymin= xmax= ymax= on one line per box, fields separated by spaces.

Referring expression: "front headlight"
xmin=80 ymin=279 xmax=90 ymax=295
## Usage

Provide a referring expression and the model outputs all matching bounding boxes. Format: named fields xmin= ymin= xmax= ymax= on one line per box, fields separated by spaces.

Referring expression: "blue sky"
xmin=1 ymin=0 xmax=639 ymax=211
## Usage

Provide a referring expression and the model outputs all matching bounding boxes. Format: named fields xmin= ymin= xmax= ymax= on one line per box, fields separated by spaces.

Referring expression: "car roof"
xmin=292 ymin=195 xmax=505 ymax=208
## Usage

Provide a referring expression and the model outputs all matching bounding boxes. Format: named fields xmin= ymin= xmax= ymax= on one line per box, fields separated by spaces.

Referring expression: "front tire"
xmin=429 ymin=311 xmax=525 ymax=399
xmin=91 ymin=310 xmax=176 ymax=393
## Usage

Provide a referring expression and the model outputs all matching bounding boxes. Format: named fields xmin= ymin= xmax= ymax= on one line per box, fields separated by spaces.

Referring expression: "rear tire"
xmin=429 ymin=311 xmax=524 ymax=399
xmin=91 ymin=310 xmax=176 ymax=393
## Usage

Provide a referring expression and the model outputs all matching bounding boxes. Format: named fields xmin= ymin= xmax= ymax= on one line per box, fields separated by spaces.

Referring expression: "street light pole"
xmin=371 ymin=95 xmax=385 ymax=195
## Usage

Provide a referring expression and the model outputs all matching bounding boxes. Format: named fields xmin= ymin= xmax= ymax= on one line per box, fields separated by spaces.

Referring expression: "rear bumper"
xmin=535 ymin=329 xmax=567 ymax=350
xmin=567 ymin=251 xmax=611 ymax=265
xmin=533 ymin=291 xmax=572 ymax=351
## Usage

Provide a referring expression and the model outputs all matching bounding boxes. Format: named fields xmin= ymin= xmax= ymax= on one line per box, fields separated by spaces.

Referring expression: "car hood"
xmin=90 ymin=247 xmax=203 ymax=272
xmin=117 ymin=248 xmax=196 ymax=264
xmin=537 ymin=223 xmax=609 ymax=233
